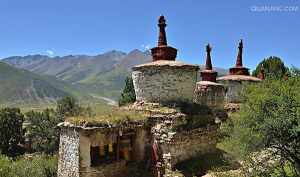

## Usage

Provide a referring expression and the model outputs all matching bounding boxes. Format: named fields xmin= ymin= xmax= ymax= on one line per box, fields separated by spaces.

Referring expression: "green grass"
xmin=65 ymin=102 xmax=185 ymax=126
xmin=0 ymin=154 xmax=57 ymax=177
xmin=79 ymin=67 xmax=129 ymax=100
xmin=66 ymin=107 xmax=148 ymax=126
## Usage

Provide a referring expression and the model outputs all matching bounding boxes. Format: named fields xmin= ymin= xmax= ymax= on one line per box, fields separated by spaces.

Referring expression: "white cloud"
xmin=46 ymin=50 xmax=54 ymax=56
xmin=141 ymin=44 xmax=151 ymax=51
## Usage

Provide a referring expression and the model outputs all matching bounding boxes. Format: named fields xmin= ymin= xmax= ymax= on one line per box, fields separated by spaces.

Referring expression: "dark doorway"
xmin=90 ymin=144 xmax=118 ymax=166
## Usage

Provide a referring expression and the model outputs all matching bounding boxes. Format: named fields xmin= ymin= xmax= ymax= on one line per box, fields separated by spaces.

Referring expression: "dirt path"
xmin=89 ymin=94 xmax=118 ymax=106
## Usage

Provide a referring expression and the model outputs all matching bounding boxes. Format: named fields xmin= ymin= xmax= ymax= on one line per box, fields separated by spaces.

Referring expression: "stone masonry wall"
xmin=132 ymin=67 xmax=198 ymax=103
xmin=151 ymin=112 xmax=220 ymax=176
xmin=218 ymin=80 xmax=257 ymax=103
xmin=161 ymin=125 xmax=218 ymax=166
xmin=221 ymin=80 xmax=242 ymax=103
xmin=194 ymin=82 xmax=225 ymax=109
xmin=57 ymin=127 xmax=80 ymax=177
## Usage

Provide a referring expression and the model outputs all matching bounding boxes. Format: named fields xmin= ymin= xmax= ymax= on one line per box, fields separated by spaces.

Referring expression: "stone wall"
xmin=220 ymin=80 xmax=243 ymax=103
xmin=194 ymin=81 xmax=225 ymax=109
xmin=161 ymin=125 xmax=218 ymax=166
xmin=150 ymin=111 xmax=220 ymax=176
xmin=132 ymin=67 xmax=198 ymax=103
xmin=218 ymin=80 xmax=258 ymax=103
xmin=57 ymin=127 xmax=80 ymax=177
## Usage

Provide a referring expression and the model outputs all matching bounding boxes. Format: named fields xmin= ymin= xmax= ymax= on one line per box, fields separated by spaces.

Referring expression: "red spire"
xmin=201 ymin=44 xmax=217 ymax=82
xmin=205 ymin=44 xmax=213 ymax=70
xmin=236 ymin=39 xmax=243 ymax=67
xmin=151 ymin=15 xmax=177 ymax=61
xmin=229 ymin=39 xmax=249 ymax=75
xmin=158 ymin=15 xmax=167 ymax=46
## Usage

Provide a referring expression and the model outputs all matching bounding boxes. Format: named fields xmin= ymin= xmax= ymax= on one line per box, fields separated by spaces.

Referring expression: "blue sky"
xmin=0 ymin=0 xmax=299 ymax=70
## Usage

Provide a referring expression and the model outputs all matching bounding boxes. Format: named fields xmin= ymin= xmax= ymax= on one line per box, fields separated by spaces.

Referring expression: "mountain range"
xmin=1 ymin=49 xmax=227 ymax=106
xmin=0 ymin=62 xmax=79 ymax=106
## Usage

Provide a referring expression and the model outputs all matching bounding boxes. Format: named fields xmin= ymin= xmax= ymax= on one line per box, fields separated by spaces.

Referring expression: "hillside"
xmin=2 ymin=49 xmax=227 ymax=100
xmin=0 ymin=62 xmax=81 ymax=106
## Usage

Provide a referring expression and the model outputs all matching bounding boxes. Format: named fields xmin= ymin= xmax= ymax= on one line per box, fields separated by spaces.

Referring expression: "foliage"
xmin=220 ymin=77 xmax=300 ymax=176
xmin=252 ymin=56 xmax=289 ymax=79
xmin=56 ymin=96 xmax=83 ymax=118
xmin=0 ymin=108 xmax=24 ymax=157
xmin=0 ymin=154 xmax=57 ymax=177
xmin=25 ymin=109 xmax=61 ymax=154
xmin=119 ymin=76 xmax=136 ymax=106
xmin=25 ymin=96 xmax=92 ymax=154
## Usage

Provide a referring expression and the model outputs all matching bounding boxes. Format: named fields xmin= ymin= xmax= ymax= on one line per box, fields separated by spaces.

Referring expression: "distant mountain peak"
xmin=129 ymin=49 xmax=143 ymax=53
xmin=102 ymin=50 xmax=127 ymax=56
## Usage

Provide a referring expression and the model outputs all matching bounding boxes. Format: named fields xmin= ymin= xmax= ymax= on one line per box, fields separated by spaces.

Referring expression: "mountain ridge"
xmin=2 ymin=49 xmax=227 ymax=101
xmin=0 ymin=62 xmax=78 ymax=106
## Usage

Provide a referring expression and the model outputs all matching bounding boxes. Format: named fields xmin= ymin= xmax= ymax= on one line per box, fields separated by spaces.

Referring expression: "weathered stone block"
xmin=194 ymin=81 xmax=225 ymax=109
xmin=132 ymin=61 xmax=199 ymax=104
xmin=57 ymin=127 xmax=80 ymax=177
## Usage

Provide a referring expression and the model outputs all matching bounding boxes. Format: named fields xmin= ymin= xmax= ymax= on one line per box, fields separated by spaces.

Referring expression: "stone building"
xmin=57 ymin=16 xmax=261 ymax=177
xmin=57 ymin=117 xmax=149 ymax=177
xmin=194 ymin=44 xmax=226 ymax=109
xmin=217 ymin=40 xmax=261 ymax=105
xmin=132 ymin=16 xmax=199 ymax=104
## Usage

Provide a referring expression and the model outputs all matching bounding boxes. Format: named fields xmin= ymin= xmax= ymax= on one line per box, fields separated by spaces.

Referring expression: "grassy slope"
xmin=0 ymin=62 xmax=84 ymax=107
xmin=79 ymin=66 xmax=129 ymax=99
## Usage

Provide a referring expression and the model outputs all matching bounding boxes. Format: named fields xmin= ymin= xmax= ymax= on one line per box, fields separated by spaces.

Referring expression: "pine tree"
xmin=119 ymin=76 xmax=136 ymax=106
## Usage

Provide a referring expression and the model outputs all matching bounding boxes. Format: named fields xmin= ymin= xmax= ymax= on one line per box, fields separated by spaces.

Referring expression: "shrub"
xmin=220 ymin=77 xmax=300 ymax=176
xmin=25 ymin=109 xmax=61 ymax=154
xmin=0 ymin=108 xmax=24 ymax=157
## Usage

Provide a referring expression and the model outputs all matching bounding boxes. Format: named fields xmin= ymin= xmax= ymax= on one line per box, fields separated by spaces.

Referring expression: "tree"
xmin=252 ymin=56 xmax=289 ymax=80
xmin=56 ymin=96 xmax=92 ymax=119
xmin=56 ymin=96 xmax=81 ymax=118
xmin=25 ymin=97 xmax=92 ymax=154
xmin=119 ymin=76 xmax=136 ymax=106
xmin=220 ymin=77 xmax=300 ymax=176
xmin=25 ymin=109 xmax=61 ymax=154
xmin=0 ymin=108 xmax=24 ymax=157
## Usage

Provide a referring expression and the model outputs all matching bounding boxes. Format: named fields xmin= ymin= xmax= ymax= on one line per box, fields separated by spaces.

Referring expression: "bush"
xmin=56 ymin=96 xmax=82 ymax=118
xmin=26 ymin=96 xmax=92 ymax=154
xmin=0 ymin=108 xmax=24 ymax=157
xmin=25 ymin=109 xmax=61 ymax=154
xmin=220 ymin=77 xmax=300 ymax=176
